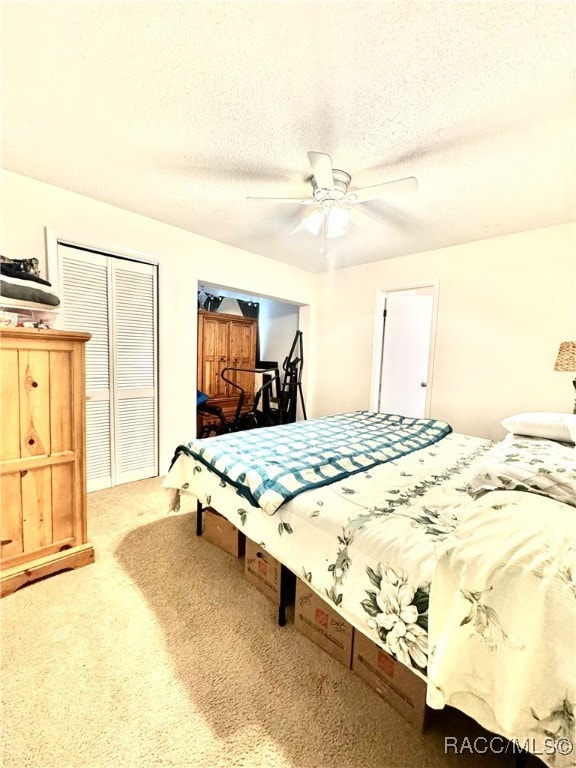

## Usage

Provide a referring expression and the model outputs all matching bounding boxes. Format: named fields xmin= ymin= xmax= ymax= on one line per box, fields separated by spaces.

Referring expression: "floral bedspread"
xmin=163 ymin=427 xmax=576 ymax=766
xmin=427 ymin=489 xmax=576 ymax=767
xmin=466 ymin=432 xmax=576 ymax=507
xmin=163 ymin=431 xmax=491 ymax=676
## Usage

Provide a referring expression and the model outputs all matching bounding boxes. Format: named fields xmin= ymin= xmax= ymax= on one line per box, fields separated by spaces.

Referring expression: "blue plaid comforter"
xmin=170 ymin=411 xmax=452 ymax=514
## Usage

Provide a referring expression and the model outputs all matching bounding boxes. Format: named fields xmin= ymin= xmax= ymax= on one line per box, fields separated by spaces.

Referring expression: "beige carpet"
xmin=1 ymin=477 xmax=525 ymax=768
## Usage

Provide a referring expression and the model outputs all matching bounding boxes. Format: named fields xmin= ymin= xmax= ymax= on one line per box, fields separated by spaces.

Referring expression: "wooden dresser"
xmin=197 ymin=311 xmax=258 ymax=434
xmin=0 ymin=327 xmax=94 ymax=597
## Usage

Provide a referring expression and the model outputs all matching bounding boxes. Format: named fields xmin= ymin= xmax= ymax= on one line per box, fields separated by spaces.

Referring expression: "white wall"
xmin=3 ymin=170 xmax=574 ymax=451
xmin=0 ymin=171 xmax=318 ymax=472
xmin=312 ymin=223 xmax=576 ymax=440
xmin=258 ymin=300 xmax=299 ymax=366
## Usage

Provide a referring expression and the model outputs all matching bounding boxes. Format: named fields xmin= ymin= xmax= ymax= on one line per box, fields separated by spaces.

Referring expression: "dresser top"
xmin=0 ymin=326 xmax=91 ymax=342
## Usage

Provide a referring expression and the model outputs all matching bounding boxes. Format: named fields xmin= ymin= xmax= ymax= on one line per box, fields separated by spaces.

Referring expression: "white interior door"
xmin=378 ymin=290 xmax=434 ymax=418
xmin=58 ymin=243 xmax=158 ymax=491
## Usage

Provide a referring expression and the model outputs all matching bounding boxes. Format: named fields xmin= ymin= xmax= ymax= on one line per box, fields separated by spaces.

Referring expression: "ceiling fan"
xmin=248 ymin=151 xmax=418 ymax=255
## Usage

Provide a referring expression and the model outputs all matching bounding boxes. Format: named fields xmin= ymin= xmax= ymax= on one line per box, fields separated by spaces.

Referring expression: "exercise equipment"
xmin=279 ymin=330 xmax=307 ymax=423
xmin=197 ymin=330 xmax=307 ymax=437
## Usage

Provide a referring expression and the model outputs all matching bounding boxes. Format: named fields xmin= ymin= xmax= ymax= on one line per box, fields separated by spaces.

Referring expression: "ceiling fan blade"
xmin=347 ymin=206 xmax=382 ymax=230
xmin=350 ymin=176 xmax=418 ymax=203
xmin=289 ymin=220 xmax=311 ymax=236
xmin=307 ymin=151 xmax=334 ymax=190
xmin=247 ymin=196 xmax=315 ymax=205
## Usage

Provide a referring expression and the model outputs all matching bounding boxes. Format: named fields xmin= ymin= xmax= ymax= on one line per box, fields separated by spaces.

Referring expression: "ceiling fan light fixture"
xmin=303 ymin=210 xmax=323 ymax=236
xmin=326 ymin=205 xmax=350 ymax=237
xmin=304 ymin=206 xmax=350 ymax=238
xmin=249 ymin=151 xmax=418 ymax=251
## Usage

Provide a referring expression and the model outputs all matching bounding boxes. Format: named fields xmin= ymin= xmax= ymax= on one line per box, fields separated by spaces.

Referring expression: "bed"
xmin=163 ymin=410 xmax=576 ymax=768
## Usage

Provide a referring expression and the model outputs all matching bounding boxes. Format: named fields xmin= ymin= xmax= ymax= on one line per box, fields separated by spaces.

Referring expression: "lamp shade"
xmin=554 ymin=341 xmax=576 ymax=372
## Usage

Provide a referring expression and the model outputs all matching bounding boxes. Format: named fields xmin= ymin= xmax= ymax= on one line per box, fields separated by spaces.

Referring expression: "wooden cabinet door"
xmin=197 ymin=311 xmax=257 ymax=406
xmin=215 ymin=319 xmax=230 ymax=397
xmin=228 ymin=319 xmax=256 ymax=398
xmin=199 ymin=314 xmax=229 ymax=398
xmin=0 ymin=328 xmax=93 ymax=596
xmin=1 ymin=334 xmax=84 ymax=567
xmin=0 ymin=473 xmax=23 ymax=562
xmin=18 ymin=348 xmax=51 ymax=457
xmin=1 ymin=348 xmax=20 ymax=462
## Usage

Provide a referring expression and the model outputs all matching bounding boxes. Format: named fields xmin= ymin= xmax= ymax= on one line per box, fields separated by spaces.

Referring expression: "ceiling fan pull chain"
xmin=320 ymin=211 xmax=329 ymax=257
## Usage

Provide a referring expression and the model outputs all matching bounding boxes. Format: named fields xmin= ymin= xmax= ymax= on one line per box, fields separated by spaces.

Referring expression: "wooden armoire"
xmin=197 ymin=311 xmax=258 ymax=434
xmin=0 ymin=327 xmax=94 ymax=596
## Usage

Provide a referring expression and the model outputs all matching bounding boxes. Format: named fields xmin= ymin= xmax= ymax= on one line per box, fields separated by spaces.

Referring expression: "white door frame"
xmin=45 ymin=227 xmax=160 ymax=299
xmin=369 ymin=279 xmax=440 ymax=417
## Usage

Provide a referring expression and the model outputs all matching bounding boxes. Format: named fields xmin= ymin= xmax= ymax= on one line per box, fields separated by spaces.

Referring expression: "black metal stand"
xmin=196 ymin=499 xmax=203 ymax=536
xmin=277 ymin=564 xmax=296 ymax=626
xmin=281 ymin=330 xmax=307 ymax=422
xmin=221 ymin=365 xmax=283 ymax=429
xmin=196 ymin=499 xmax=294 ymax=627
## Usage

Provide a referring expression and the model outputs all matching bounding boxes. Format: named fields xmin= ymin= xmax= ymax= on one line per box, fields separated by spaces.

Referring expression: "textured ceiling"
xmin=2 ymin=1 xmax=575 ymax=273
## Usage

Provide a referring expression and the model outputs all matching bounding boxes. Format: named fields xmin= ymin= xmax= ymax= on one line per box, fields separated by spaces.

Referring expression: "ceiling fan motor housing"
xmin=311 ymin=169 xmax=351 ymax=202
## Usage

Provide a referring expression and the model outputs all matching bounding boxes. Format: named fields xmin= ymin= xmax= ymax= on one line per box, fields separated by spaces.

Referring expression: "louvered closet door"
xmin=58 ymin=244 xmax=158 ymax=491
xmin=60 ymin=248 xmax=112 ymax=491
xmin=111 ymin=260 xmax=157 ymax=485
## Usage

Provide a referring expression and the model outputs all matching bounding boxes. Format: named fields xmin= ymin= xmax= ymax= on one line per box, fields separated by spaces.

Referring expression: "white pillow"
xmin=501 ymin=412 xmax=576 ymax=444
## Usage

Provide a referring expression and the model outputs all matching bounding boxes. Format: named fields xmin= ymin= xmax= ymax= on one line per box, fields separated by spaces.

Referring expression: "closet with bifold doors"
xmin=56 ymin=242 xmax=158 ymax=492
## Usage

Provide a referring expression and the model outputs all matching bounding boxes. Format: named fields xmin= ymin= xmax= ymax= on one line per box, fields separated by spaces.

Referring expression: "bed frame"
xmin=196 ymin=500 xmax=295 ymax=625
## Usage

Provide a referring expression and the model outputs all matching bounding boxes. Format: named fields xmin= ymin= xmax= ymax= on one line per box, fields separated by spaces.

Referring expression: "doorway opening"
xmin=197 ymin=284 xmax=300 ymax=367
xmin=369 ymin=281 xmax=439 ymax=419
xmin=196 ymin=283 xmax=304 ymax=435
